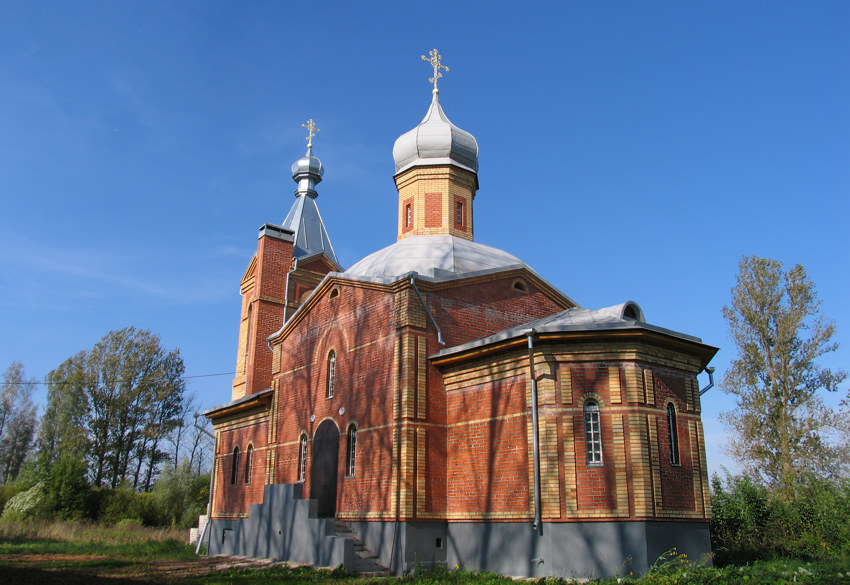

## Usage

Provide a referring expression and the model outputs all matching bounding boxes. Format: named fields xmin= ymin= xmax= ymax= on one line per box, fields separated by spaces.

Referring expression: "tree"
xmin=0 ymin=362 xmax=38 ymax=484
xmin=41 ymin=327 xmax=186 ymax=490
xmin=721 ymin=255 xmax=847 ymax=498
xmin=38 ymin=353 xmax=90 ymax=472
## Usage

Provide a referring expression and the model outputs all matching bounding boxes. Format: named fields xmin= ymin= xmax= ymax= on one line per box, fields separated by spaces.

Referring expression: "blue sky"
xmin=2 ymin=1 xmax=848 ymax=476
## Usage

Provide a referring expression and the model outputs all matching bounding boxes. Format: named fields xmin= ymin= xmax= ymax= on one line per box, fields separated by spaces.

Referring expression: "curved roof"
xmin=345 ymin=234 xmax=526 ymax=280
xmin=392 ymin=94 xmax=479 ymax=176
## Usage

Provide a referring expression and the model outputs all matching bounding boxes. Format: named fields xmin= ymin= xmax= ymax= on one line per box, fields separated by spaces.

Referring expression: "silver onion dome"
xmin=291 ymin=146 xmax=324 ymax=198
xmin=392 ymin=92 xmax=479 ymax=176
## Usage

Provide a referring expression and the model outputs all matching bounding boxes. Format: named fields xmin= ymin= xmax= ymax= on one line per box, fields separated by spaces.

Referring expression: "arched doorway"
xmin=311 ymin=419 xmax=339 ymax=517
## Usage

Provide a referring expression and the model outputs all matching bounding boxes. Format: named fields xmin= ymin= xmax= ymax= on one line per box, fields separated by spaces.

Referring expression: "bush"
xmin=42 ymin=452 xmax=89 ymax=520
xmin=0 ymin=481 xmax=47 ymax=521
xmin=151 ymin=460 xmax=209 ymax=528
xmin=91 ymin=485 xmax=159 ymax=526
xmin=711 ymin=472 xmax=850 ymax=564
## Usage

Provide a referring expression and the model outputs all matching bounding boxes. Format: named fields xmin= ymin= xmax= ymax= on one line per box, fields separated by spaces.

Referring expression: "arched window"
xmin=456 ymin=200 xmax=465 ymax=226
xmin=667 ymin=403 xmax=680 ymax=465
xmin=584 ymin=400 xmax=602 ymax=466
xmin=346 ymin=425 xmax=357 ymax=477
xmin=298 ymin=435 xmax=308 ymax=482
xmin=326 ymin=350 xmax=336 ymax=399
xmin=405 ymin=203 xmax=412 ymax=227
xmin=230 ymin=446 xmax=240 ymax=485
xmin=244 ymin=445 xmax=253 ymax=484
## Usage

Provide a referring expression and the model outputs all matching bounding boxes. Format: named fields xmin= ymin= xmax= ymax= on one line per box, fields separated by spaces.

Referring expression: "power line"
xmin=10 ymin=372 xmax=237 ymax=386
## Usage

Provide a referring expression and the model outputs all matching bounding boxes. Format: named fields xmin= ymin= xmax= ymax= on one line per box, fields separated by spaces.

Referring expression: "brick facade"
xmin=206 ymin=114 xmax=717 ymax=577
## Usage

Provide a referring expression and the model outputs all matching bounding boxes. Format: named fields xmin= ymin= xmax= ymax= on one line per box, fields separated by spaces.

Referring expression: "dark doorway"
xmin=311 ymin=419 xmax=340 ymax=517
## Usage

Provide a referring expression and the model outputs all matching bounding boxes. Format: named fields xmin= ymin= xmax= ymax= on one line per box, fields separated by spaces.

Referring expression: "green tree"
xmin=0 ymin=362 xmax=38 ymax=484
xmin=42 ymin=327 xmax=186 ymax=490
xmin=721 ymin=256 xmax=847 ymax=498
xmin=38 ymin=353 xmax=90 ymax=473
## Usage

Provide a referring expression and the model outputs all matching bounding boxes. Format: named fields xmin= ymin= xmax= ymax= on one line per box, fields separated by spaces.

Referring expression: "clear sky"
xmin=2 ymin=1 xmax=848 ymax=477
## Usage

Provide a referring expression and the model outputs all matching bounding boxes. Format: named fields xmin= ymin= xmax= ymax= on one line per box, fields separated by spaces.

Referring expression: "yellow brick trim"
xmin=647 ymin=414 xmax=662 ymax=512
xmin=417 ymin=337 xmax=427 ymax=419
xmin=560 ymin=366 xmax=573 ymax=405
xmin=609 ymin=366 xmax=622 ymax=404
xmin=644 ymin=369 xmax=656 ymax=405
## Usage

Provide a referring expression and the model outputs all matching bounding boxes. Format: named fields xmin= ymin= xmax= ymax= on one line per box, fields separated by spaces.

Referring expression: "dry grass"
xmin=0 ymin=518 xmax=185 ymax=545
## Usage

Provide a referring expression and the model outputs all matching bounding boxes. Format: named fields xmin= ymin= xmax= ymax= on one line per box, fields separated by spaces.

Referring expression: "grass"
xmin=1 ymin=520 xmax=850 ymax=584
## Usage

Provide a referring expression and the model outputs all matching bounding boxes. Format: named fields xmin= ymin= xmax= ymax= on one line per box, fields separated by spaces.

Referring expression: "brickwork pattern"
xmin=394 ymin=165 xmax=476 ymax=240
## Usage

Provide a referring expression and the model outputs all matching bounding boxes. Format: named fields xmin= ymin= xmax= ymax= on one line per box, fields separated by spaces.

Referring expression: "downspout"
xmin=525 ymin=329 xmax=542 ymax=533
xmin=699 ymin=366 xmax=716 ymax=396
xmin=282 ymin=257 xmax=299 ymax=325
xmin=410 ymin=276 xmax=445 ymax=346
xmin=390 ymin=331 xmax=403 ymax=574
xmin=266 ymin=258 xmax=299 ymax=355
xmin=193 ymin=413 xmax=216 ymax=555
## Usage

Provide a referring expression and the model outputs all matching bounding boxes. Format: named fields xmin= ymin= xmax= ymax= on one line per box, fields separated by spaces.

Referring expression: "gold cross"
xmin=421 ymin=48 xmax=449 ymax=92
xmin=302 ymin=118 xmax=319 ymax=148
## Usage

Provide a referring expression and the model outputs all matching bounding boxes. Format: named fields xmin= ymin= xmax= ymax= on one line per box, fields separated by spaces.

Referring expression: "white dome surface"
xmin=392 ymin=95 xmax=478 ymax=175
xmin=345 ymin=235 xmax=526 ymax=280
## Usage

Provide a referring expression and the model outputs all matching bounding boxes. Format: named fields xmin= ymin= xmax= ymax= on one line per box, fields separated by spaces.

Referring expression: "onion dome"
xmin=392 ymin=92 xmax=479 ymax=176
xmin=291 ymin=146 xmax=324 ymax=198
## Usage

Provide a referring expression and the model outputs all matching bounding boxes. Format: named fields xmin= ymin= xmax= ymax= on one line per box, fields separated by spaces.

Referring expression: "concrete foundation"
xmin=206 ymin=483 xmax=711 ymax=578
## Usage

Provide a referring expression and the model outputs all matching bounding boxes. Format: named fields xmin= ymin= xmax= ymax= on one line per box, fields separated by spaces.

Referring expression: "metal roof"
xmin=281 ymin=192 xmax=340 ymax=268
xmin=345 ymin=234 xmax=527 ymax=280
xmin=281 ymin=145 xmax=341 ymax=269
xmin=392 ymin=93 xmax=478 ymax=176
xmin=432 ymin=301 xmax=710 ymax=360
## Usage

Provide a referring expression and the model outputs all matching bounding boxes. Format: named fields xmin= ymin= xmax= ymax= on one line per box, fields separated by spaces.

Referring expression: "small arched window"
xmin=346 ymin=425 xmax=357 ymax=477
xmin=244 ymin=445 xmax=253 ymax=484
xmin=405 ymin=204 xmax=412 ymax=227
xmin=667 ymin=403 xmax=680 ymax=465
xmin=298 ymin=435 xmax=308 ymax=482
xmin=230 ymin=446 xmax=240 ymax=485
xmin=456 ymin=200 xmax=465 ymax=226
xmin=326 ymin=350 xmax=336 ymax=399
xmin=584 ymin=401 xmax=602 ymax=466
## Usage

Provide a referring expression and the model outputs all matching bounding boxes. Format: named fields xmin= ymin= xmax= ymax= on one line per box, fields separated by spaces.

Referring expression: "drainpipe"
xmin=410 ymin=276 xmax=445 ymax=346
xmin=699 ymin=366 xmax=716 ymax=396
xmin=282 ymin=257 xmax=299 ymax=324
xmin=525 ymin=329 xmax=542 ymax=533
xmin=193 ymin=413 xmax=216 ymax=555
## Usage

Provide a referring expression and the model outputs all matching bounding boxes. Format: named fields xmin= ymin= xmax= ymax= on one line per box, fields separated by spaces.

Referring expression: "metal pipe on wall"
xmin=525 ymin=329 xmax=542 ymax=532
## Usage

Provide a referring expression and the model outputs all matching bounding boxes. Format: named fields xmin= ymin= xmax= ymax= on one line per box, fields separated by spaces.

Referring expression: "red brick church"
xmin=203 ymin=52 xmax=718 ymax=578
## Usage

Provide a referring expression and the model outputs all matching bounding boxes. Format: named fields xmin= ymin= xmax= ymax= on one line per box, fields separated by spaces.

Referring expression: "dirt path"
xmin=0 ymin=553 xmax=298 ymax=583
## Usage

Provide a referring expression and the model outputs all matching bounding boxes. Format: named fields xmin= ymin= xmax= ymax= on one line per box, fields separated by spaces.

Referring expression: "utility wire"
xmin=11 ymin=372 xmax=237 ymax=386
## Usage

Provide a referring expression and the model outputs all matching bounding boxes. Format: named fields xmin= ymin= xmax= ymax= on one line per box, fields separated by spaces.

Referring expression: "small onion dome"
xmin=291 ymin=147 xmax=324 ymax=197
xmin=392 ymin=93 xmax=478 ymax=176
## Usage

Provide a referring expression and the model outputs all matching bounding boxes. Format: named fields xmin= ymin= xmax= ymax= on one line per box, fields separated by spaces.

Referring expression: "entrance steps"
xmin=333 ymin=520 xmax=392 ymax=576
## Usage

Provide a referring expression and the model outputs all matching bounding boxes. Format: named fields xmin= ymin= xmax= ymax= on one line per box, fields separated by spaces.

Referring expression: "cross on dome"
xmin=302 ymin=118 xmax=319 ymax=148
xmin=421 ymin=48 xmax=449 ymax=93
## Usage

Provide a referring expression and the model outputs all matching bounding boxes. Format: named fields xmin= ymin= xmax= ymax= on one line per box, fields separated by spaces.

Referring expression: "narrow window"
xmin=244 ymin=445 xmax=253 ymax=484
xmin=326 ymin=350 xmax=336 ymax=399
xmin=346 ymin=425 xmax=357 ymax=477
xmin=584 ymin=401 xmax=602 ymax=465
xmin=456 ymin=200 xmax=464 ymax=226
xmin=231 ymin=446 xmax=240 ymax=485
xmin=405 ymin=204 xmax=412 ymax=227
xmin=298 ymin=435 xmax=308 ymax=482
xmin=667 ymin=403 xmax=680 ymax=465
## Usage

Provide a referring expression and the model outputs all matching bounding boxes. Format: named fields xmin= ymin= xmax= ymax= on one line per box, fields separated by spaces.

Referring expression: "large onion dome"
xmin=392 ymin=93 xmax=479 ymax=176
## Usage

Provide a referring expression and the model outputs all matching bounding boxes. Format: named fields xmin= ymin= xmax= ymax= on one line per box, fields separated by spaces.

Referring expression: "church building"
xmin=203 ymin=51 xmax=718 ymax=578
